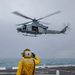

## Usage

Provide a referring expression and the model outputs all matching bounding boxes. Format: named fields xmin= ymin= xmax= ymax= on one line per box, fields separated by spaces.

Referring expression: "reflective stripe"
xmin=23 ymin=59 xmax=33 ymax=62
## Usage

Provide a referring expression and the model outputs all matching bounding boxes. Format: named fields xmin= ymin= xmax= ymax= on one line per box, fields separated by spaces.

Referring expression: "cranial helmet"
xmin=22 ymin=49 xmax=32 ymax=58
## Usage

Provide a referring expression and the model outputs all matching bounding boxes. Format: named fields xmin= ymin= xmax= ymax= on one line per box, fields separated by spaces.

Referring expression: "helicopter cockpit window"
xmin=23 ymin=25 xmax=26 ymax=30
xmin=32 ymin=26 xmax=38 ymax=32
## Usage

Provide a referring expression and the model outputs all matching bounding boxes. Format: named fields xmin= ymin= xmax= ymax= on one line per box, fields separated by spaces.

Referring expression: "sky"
xmin=0 ymin=0 xmax=75 ymax=58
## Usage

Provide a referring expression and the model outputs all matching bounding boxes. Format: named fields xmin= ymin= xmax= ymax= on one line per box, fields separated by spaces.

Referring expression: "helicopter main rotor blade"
xmin=39 ymin=21 xmax=50 ymax=25
xmin=16 ymin=21 xmax=33 ymax=26
xmin=37 ymin=11 xmax=61 ymax=20
xmin=13 ymin=11 xmax=33 ymax=20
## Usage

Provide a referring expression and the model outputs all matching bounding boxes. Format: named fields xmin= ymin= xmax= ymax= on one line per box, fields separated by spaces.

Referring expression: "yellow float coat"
xmin=16 ymin=56 xmax=40 ymax=75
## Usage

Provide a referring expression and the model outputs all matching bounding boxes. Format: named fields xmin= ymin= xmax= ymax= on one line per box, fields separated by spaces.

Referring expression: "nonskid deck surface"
xmin=0 ymin=66 xmax=75 ymax=75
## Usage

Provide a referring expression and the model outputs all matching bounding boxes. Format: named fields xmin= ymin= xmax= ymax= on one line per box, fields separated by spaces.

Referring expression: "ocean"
xmin=0 ymin=58 xmax=75 ymax=68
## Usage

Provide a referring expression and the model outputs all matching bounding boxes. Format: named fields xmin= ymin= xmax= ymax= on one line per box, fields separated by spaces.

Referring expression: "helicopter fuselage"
xmin=17 ymin=22 xmax=48 ymax=35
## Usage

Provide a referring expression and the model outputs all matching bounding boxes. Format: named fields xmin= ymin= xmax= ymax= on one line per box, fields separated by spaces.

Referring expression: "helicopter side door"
xmin=32 ymin=26 xmax=38 ymax=32
xmin=38 ymin=27 xmax=45 ymax=34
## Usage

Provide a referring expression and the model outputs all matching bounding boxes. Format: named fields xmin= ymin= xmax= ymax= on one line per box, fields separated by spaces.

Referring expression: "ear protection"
xmin=22 ymin=49 xmax=32 ymax=58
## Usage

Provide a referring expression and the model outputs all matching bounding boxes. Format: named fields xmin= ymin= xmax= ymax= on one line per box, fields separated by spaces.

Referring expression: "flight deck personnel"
xmin=16 ymin=49 xmax=40 ymax=75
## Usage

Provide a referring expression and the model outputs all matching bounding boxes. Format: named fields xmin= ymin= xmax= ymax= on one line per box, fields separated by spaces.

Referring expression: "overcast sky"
xmin=0 ymin=0 xmax=75 ymax=58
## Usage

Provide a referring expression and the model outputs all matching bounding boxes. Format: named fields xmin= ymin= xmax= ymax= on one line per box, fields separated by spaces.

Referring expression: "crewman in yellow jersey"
xmin=16 ymin=49 xmax=40 ymax=75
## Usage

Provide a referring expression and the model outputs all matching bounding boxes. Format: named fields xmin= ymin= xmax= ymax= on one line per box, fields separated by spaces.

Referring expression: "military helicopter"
xmin=13 ymin=11 xmax=69 ymax=37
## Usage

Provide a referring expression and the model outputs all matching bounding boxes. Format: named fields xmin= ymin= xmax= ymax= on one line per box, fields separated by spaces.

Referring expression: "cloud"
xmin=0 ymin=0 xmax=75 ymax=58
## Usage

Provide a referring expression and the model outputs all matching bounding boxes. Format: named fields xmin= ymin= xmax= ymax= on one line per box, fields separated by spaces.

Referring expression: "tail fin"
xmin=60 ymin=26 xmax=68 ymax=33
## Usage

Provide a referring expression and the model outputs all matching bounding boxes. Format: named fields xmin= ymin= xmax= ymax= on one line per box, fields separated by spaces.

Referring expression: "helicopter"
xmin=13 ymin=11 xmax=69 ymax=37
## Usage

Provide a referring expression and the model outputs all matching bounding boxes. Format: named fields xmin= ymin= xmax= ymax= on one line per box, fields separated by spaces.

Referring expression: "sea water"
xmin=0 ymin=58 xmax=75 ymax=68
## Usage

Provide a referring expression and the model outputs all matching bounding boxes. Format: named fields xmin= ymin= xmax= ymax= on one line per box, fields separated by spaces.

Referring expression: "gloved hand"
xmin=32 ymin=52 xmax=35 ymax=58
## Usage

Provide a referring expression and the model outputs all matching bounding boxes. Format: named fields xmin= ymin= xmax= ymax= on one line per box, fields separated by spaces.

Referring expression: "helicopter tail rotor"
xmin=64 ymin=23 xmax=71 ymax=30
xmin=61 ymin=23 xmax=70 ymax=34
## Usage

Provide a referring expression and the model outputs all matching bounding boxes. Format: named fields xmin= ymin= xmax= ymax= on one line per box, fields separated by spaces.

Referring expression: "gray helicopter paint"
xmin=21 ymin=22 xmax=47 ymax=34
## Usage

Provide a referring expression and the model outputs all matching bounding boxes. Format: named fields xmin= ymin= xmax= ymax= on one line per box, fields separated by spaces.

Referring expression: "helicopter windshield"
xmin=22 ymin=25 xmax=27 ymax=30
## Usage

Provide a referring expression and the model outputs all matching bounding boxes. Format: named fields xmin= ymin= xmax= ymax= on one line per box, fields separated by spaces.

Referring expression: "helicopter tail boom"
xmin=45 ymin=30 xmax=60 ymax=34
xmin=45 ymin=26 xmax=68 ymax=34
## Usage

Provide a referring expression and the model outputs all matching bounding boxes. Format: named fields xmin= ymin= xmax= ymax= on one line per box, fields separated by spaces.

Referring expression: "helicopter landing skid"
xmin=23 ymin=34 xmax=37 ymax=37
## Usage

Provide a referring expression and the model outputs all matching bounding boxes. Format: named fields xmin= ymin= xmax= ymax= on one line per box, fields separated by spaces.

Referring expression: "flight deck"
xmin=0 ymin=66 xmax=75 ymax=75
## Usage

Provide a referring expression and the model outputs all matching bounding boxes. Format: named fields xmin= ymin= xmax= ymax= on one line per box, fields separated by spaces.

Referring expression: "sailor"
xmin=16 ymin=49 xmax=40 ymax=75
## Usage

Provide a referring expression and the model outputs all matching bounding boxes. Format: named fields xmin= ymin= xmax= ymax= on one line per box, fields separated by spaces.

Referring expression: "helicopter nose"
xmin=17 ymin=28 xmax=21 ymax=32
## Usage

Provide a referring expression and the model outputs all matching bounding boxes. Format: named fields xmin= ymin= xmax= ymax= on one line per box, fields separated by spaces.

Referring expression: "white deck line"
xmin=12 ymin=67 xmax=18 ymax=69
xmin=0 ymin=67 xmax=6 ymax=70
xmin=36 ymin=65 xmax=75 ymax=68
xmin=0 ymin=65 xmax=75 ymax=70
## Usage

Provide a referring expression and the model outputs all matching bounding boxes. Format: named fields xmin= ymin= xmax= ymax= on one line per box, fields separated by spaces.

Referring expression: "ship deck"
xmin=0 ymin=66 xmax=75 ymax=75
